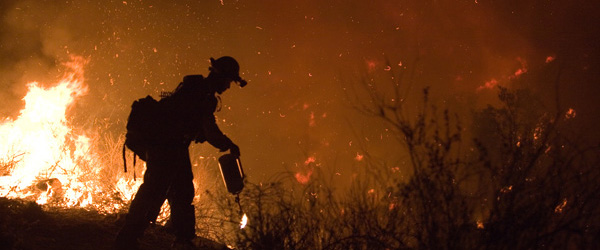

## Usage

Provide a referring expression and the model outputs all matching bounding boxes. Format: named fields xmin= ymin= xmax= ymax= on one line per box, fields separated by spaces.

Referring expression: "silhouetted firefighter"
xmin=115 ymin=56 xmax=247 ymax=250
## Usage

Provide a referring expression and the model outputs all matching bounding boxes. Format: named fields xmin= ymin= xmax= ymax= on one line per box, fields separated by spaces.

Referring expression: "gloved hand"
xmin=229 ymin=143 xmax=241 ymax=158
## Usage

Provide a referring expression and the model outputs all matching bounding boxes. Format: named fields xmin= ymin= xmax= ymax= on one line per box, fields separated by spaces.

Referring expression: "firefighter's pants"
xmin=117 ymin=144 xmax=196 ymax=243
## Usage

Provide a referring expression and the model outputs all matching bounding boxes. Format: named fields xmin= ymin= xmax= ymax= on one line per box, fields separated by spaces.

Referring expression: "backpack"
xmin=122 ymin=95 xmax=160 ymax=174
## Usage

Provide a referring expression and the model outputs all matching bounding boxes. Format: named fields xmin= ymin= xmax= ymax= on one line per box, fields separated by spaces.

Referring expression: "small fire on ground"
xmin=240 ymin=213 xmax=248 ymax=229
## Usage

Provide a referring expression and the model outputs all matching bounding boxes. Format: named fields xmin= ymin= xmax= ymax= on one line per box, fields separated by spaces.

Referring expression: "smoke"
xmin=1 ymin=0 xmax=598 ymax=182
xmin=0 ymin=0 xmax=51 ymax=117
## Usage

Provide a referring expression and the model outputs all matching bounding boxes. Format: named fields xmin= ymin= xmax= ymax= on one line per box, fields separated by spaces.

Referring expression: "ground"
xmin=0 ymin=197 xmax=227 ymax=250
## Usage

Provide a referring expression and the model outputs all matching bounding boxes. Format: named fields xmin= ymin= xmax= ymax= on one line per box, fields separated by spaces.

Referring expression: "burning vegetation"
xmin=1 ymin=0 xmax=600 ymax=249
xmin=0 ymin=55 xmax=598 ymax=249
xmin=0 ymin=56 xmax=134 ymax=211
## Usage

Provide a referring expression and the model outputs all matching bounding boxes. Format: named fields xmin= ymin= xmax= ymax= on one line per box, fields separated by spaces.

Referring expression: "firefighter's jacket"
xmin=156 ymin=75 xmax=233 ymax=151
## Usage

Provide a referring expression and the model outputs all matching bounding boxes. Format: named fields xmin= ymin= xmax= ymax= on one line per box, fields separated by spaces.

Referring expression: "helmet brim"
xmin=234 ymin=77 xmax=247 ymax=87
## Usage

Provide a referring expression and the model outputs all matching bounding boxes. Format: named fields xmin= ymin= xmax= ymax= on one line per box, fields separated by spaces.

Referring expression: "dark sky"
xmin=1 ymin=0 xmax=598 ymax=182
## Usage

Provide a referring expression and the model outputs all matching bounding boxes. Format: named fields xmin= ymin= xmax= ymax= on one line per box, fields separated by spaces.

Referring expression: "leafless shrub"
xmin=0 ymin=153 xmax=24 ymax=177
xmin=204 ymin=63 xmax=600 ymax=250
xmin=473 ymin=87 xmax=600 ymax=249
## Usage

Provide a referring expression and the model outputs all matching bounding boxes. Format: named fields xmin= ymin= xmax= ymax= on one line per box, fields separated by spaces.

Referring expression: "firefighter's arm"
xmin=201 ymin=113 xmax=240 ymax=157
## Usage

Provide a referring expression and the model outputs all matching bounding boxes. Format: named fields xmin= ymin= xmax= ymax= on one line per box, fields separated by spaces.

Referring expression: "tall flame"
xmin=0 ymin=55 xmax=135 ymax=211
xmin=1 ymin=56 xmax=87 ymax=187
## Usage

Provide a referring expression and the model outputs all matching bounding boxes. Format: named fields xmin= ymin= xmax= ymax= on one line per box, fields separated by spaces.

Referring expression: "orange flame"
xmin=0 ymin=55 xmax=137 ymax=212
xmin=1 ymin=56 xmax=88 ymax=194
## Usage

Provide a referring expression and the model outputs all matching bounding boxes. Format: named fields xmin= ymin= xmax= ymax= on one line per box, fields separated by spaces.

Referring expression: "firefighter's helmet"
xmin=210 ymin=56 xmax=247 ymax=87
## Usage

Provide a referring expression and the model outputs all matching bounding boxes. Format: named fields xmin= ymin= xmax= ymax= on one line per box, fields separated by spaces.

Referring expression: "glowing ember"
xmin=304 ymin=156 xmax=316 ymax=165
xmin=295 ymin=169 xmax=313 ymax=185
xmin=500 ymin=185 xmax=513 ymax=193
xmin=388 ymin=202 xmax=396 ymax=211
xmin=478 ymin=57 xmax=530 ymax=91
xmin=355 ymin=152 xmax=364 ymax=161
xmin=554 ymin=198 xmax=568 ymax=213
xmin=478 ymin=79 xmax=498 ymax=91
xmin=565 ymin=108 xmax=576 ymax=119
xmin=240 ymin=213 xmax=248 ymax=229
xmin=295 ymin=156 xmax=317 ymax=184
xmin=477 ymin=220 xmax=484 ymax=229
xmin=510 ymin=57 xmax=528 ymax=79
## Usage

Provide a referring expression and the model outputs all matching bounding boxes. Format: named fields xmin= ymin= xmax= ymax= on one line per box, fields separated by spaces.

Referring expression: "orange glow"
xmin=477 ymin=57 xmax=531 ymax=91
xmin=309 ymin=112 xmax=316 ymax=127
xmin=295 ymin=169 xmax=313 ymax=185
xmin=509 ymin=57 xmax=528 ymax=79
xmin=533 ymin=126 xmax=543 ymax=141
xmin=477 ymin=79 xmax=498 ymax=91
xmin=513 ymin=68 xmax=526 ymax=77
xmin=295 ymin=156 xmax=316 ymax=184
xmin=388 ymin=202 xmax=396 ymax=211
xmin=365 ymin=59 xmax=378 ymax=73
xmin=304 ymin=156 xmax=316 ymax=165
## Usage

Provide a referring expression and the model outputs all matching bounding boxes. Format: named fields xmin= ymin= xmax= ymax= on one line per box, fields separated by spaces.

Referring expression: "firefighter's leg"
xmin=115 ymin=182 xmax=156 ymax=249
xmin=167 ymin=151 xmax=197 ymax=242
xmin=116 ymin=151 xmax=173 ymax=246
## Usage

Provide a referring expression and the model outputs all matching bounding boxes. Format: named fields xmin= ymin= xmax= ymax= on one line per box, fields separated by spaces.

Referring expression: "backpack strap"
xmin=122 ymin=142 xmax=127 ymax=173
xmin=133 ymin=154 xmax=137 ymax=179
xmin=122 ymin=142 xmax=137 ymax=179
